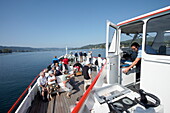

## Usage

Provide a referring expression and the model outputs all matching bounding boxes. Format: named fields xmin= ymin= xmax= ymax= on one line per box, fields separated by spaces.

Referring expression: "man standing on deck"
xmin=82 ymin=62 xmax=92 ymax=91
xmin=123 ymin=42 xmax=156 ymax=82
xmin=87 ymin=51 xmax=92 ymax=64
xmin=74 ymin=51 xmax=78 ymax=62
xmin=97 ymin=54 xmax=103 ymax=73
xmin=79 ymin=51 xmax=83 ymax=62
xmin=63 ymin=55 xmax=69 ymax=71
xmin=83 ymin=51 xmax=87 ymax=62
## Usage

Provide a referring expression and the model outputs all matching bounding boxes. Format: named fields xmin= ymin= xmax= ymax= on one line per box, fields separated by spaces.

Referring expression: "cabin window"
xmin=146 ymin=14 xmax=170 ymax=55
xmin=120 ymin=21 xmax=144 ymax=61
xmin=108 ymin=25 xmax=117 ymax=53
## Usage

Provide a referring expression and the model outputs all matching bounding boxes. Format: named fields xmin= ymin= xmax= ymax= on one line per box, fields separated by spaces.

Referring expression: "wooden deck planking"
xmin=28 ymin=71 xmax=97 ymax=113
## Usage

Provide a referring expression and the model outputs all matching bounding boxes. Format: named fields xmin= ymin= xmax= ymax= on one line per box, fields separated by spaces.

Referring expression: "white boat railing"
xmin=72 ymin=62 xmax=107 ymax=113
xmin=8 ymin=74 xmax=40 ymax=113
xmin=15 ymin=82 xmax=38 ymax=113
xmin=8 ymin=56 xmax=103 ymax=113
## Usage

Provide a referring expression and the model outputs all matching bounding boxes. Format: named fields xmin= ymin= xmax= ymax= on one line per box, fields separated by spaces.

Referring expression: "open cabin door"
xmin=106 ymin=20 xmax=120 ymax=84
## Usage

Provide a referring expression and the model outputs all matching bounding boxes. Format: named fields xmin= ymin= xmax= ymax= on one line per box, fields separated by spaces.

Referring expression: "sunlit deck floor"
xmin=27 ymin=71 xmax=97 ymax=113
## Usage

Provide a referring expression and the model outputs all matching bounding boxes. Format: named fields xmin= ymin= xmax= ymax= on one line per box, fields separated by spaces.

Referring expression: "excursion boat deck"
xmin=27 ymin=70 xmax=97 ymax=113
xmin=9 ymin=7 xmax=170 ymax=113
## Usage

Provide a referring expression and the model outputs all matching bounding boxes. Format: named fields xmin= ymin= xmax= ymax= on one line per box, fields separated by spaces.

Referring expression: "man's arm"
xmin=123 ymin=57 xmax=141 ymax=73
xmin=88 ymin=69 xmax=92 ymax=79
xmin=49 ymin=76 xmax=57 ymax=82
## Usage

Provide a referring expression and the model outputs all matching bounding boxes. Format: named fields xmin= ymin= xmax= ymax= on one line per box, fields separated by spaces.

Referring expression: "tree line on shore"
xmin=0 ymin=43 xmax=106 ymax=53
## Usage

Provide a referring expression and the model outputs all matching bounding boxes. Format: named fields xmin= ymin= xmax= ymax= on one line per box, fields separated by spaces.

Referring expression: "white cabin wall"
xmin=141 ymin=18 xmax=170 ymax=113
xmin=140 ymin=57 xmax=170 ymax=113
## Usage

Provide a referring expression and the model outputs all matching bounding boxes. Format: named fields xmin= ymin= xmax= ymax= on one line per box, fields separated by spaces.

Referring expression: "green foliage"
xmin=1 ymin=48 xmax=12 ymax=53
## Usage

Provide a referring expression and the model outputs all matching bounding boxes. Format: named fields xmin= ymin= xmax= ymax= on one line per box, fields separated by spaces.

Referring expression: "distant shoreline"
xmin=0 ymin=43 xmax=106 ymax=53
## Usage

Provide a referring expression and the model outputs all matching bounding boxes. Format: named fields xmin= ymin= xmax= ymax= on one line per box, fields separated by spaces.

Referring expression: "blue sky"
xmin=0 ymin=0 xmax=169 ymax=48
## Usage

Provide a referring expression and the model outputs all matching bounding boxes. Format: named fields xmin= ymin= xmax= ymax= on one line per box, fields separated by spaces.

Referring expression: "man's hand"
xmin=123 ymin=68 xmax=130 ymax=73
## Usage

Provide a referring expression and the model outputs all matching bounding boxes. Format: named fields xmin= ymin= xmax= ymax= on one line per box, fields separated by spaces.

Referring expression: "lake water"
xmin=0 ymin=49 xmax=105 ymax=113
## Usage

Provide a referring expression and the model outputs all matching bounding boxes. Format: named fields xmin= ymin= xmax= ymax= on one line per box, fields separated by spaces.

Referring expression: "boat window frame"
xmin=145 ymin=13 xmax=170 ymax=56
xmin=106 ymin=21 xmax=119 ymax=57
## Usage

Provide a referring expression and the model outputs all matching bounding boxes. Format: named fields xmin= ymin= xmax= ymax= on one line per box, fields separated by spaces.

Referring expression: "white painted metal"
xmin=117 ymin=6 xmax=170 ymax=26
xmin=121 ymin=67 xmax=136 ymax=86
xmin=106 ymin=21 xmax=119 ymax=84
xmin=92 ymin=84 xmax=163 ymax=113
xmin=15 ymin=82 xmax=38 ymax=113
xmin=107 ymin=6 xmax=170 ymax=113
xmin=66 ymin=46 xmax=68 ymax=55
xmin=139 ymin=9 xmax=170 ymax=113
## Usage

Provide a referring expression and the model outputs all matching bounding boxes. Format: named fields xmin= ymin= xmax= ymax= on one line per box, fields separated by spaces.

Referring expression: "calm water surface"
xmin=0 ymin=49 xmax=105 ymax=113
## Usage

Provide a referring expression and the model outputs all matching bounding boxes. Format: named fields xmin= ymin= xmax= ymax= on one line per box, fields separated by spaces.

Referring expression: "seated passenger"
xmin=37 ymin=71 xmax=48 ymax=100
xmin=55 ymin=63 xmax=62 ymax=76
xmin=73 ymin=61 xmax=82 ymax=73
xmin=43 ymin=68 xmax=49 ymax=78
xmin=52 ymin=56 xmax=59 ymax=64
xmin=47 ymin=71 xmax=60 ymax=100
xmin=50 ymin=66 xmax=57 ymax=76
xmin=55 ymin=63 xmax=61 ymax=71
xmin=61 ymin=70 xmax=74 ymax=98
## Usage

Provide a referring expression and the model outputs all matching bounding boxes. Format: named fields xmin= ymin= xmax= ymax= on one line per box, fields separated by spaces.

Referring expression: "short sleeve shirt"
xmin=37 ymin=76 xmax=47 ymax=86
xmin=137 ymin=47 xmax=142 ymax=58
xmin=48 ymin=76 xmax=56 ymax=85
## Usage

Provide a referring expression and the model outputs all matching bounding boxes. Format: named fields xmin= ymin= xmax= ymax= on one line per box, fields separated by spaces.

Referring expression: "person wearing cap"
xmin=61 ymin=70 xmax=74 ymax=98
xmin=37 ymin=71 xmax=48 ymax=100
xmin=82 ymin=62 xmax=92 ymax=91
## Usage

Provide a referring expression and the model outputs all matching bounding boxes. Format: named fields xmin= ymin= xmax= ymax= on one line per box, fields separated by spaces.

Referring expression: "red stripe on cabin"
xmin=117 ymin=8 xmax=170 ymax=26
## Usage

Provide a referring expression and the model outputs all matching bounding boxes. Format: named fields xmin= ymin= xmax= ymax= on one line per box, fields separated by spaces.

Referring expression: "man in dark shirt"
xmin=82 ymin=62 xmax=92 ymax=91
xmin=83 ymin=51 xmax=87 ymax=61
xmin=74 ymin=51 xmax=78 ymax=62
